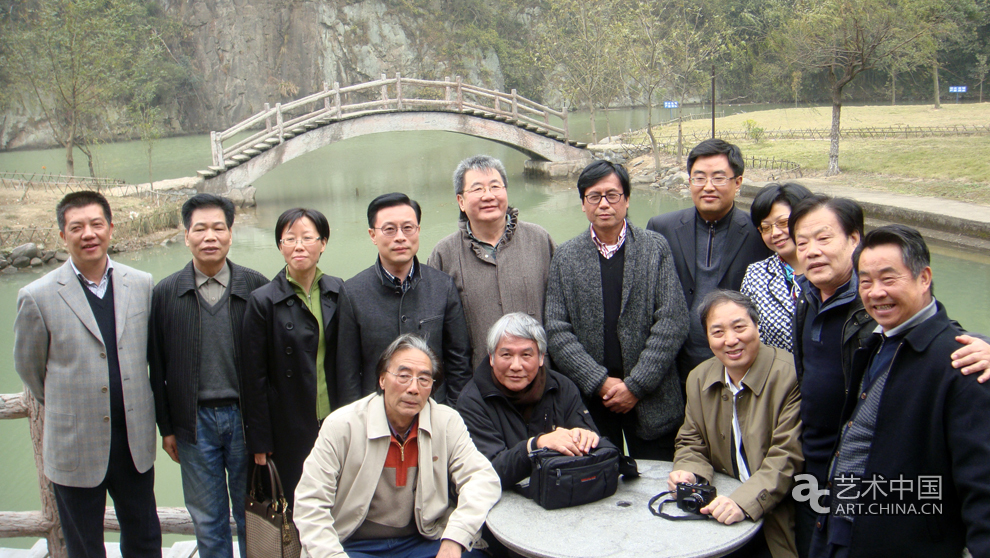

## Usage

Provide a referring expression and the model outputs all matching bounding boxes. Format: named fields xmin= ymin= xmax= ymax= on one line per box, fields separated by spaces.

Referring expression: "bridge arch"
xmin=197 ymin=75 xmax=593 ymax=193
xmin=200 ymin=111 xmax=590 ymax=193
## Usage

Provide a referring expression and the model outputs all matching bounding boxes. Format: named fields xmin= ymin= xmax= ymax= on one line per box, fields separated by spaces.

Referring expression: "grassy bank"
xmin=637 ymin=104 xmax=990 ymax=203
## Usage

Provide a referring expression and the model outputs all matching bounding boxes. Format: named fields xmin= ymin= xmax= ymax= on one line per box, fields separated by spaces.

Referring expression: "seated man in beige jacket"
xmin=295 ymin=333 xmax=501 ymax=558
xmin=669 ymin=290 xmax=803 ymax=558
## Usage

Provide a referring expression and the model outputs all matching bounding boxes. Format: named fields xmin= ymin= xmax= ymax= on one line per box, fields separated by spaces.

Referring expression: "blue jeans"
xmin=342 ymin=536 xmax=487 ymax=558
xmin=176 ymin=404 xmax=248 ymax=558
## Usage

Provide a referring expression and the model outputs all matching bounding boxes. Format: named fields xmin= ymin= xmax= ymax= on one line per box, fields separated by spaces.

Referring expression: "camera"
xmin=676 ymin=482 xmax=716 ymax=514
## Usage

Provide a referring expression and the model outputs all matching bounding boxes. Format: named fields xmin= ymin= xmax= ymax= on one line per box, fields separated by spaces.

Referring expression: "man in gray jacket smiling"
xmin=545 ymin=160 xmax=689 ymax=460
xmin=429 ymin=155 xmax=556 ymax=370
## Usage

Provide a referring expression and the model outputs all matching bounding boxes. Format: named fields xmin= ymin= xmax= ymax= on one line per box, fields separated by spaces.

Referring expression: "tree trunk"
xmin=826 ymin=90 xmax=842 ymax=176
xmin=933 ymin=58 xmax=941 ymax=109
xmin=646 ymin=104 xmax=661 ymax=175
xmin=589 ymin=104 xmax=597 ymax=144
xmin=891 ymin=72 xmax=897 ymax=106
xmin=676 ymin=119 xmax=683 ymax=167
xmin=147 ymin=144 xmax=154 ymax=188
xmin=65 ymin=138 xmax=75 ymax=177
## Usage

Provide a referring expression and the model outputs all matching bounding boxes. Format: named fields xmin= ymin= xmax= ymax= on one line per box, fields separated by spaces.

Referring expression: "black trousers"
xmin=586 ymin=395 xmax=676 ymax=461
xmin=52 ymin=422 xmax=162 ymax=558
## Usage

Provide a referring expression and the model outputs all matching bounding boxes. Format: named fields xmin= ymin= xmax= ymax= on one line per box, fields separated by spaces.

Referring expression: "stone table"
xmin=486 ymin=460 xmax=761 ymax=558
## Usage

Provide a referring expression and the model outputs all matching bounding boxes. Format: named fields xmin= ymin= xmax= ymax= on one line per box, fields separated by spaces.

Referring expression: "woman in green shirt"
xmin=242 ymin=208 xmax=346 ymax=507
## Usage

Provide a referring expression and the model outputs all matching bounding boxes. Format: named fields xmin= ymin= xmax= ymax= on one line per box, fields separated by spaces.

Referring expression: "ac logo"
xmin=792 ymin=474 xmax=829 ymax=514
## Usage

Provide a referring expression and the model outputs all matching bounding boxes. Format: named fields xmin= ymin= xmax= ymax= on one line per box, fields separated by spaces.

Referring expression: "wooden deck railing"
xmin=0 ymin=391 xmax=212 ymax=557
xmin=207 ymin=74 xmax=572 ymax=173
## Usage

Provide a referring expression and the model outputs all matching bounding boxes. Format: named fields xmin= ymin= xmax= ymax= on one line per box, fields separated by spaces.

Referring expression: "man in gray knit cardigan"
xmin=545 ymin=160 xmax=689 ymax=460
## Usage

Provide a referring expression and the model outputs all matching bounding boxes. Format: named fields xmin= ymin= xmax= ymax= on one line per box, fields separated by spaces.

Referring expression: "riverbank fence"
xmin=0 ymin=172 xmax=125 ymax=194
xmin=0 ymin=391 xmax=219 ymax=557
xmin=209 ymin=73 xmax=575 ymax=171
xmin=617 ymin=135 xmax=803 ymax=180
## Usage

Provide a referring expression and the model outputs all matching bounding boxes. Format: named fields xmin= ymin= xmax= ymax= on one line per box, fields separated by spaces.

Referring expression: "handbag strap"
xmin=648 ymin=491 xmax=712 ymax=521
xmin=250 ymin=460 xmax=288 ymax=512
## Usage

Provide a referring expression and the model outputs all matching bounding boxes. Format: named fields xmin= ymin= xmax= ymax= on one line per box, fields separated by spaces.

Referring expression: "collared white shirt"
xmin=70 ymin=256 xmax=114 ymax=299
xmin=590 ymin=220 xmax=628 ymax=260
xmin=724 ymin=368 xmax=751 ymax=482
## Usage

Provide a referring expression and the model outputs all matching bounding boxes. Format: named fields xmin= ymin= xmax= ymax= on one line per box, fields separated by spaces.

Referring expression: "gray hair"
xmin=486 ymin=312 xmax=548 ymax=357
xmin=452 ymin=155 xmax=508 ymax=196
xmin=698 ymin=290 xmax=761 ymax=331
xmin=375 ymin=334 xmax=443 ymax=391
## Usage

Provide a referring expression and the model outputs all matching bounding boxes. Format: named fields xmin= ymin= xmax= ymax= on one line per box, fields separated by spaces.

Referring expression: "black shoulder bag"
xmin=526 ymin=437 xmax=621 ymax=510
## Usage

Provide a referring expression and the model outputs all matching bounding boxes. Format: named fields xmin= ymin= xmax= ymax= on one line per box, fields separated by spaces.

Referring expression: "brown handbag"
xmin=245 ymin=460 xmax=301 ymax=558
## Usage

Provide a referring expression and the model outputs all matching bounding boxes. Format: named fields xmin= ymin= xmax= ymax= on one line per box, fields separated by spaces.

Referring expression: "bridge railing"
xmin=211 ymin=74 xmax=570 ymax=170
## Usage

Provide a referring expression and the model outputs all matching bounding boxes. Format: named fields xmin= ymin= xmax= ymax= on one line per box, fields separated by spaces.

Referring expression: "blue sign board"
xmin=949 ymin=86 xmax=967 ymax=93
xmin=664 ymin=101 xmax=679 ymax=109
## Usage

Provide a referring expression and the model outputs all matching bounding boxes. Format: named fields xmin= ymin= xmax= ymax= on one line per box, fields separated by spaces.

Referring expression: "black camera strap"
xmin=648 ymin=491 xmax=712 ymax=521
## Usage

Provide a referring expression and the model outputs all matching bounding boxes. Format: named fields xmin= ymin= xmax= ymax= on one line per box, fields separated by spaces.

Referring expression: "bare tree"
xmin=974 ymin=52 xmax=989 ymax=102
xmin=777 ymin=0 xmax=921 ymax=175
xmin=620 ymin=0 xmax=676 ymax=172
xmin=534 ymin=0 xmax=624 ymax=143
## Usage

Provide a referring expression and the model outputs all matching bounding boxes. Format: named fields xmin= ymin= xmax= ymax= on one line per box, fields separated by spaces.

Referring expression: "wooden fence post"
xmin=456 ymin=76 xmax=463 ymax=111
xmin=264 ymin=103 xmax=272 ymax=132
xmin=396 ymin=72 xmax=403 ymax=110
xmin=213 ymin=133 xmax=225 ymax=169
xmin=511 ymin=89 xmax=518 ymax=120
xmin=444 ymin=77 xmax=451 ymax=107
xmin=27 ymin=392 xmax=68 ymax=558
xmin=323 ymin=82 xmax=330 ymax=111
xmin=334 ymin=82 xmax=341 ymax=118
xmin=210 ymin=132 xmax=220 ymax=167
xmin=562 ymin=103 xmax=569 ymax=140
xmin=381 ymin=74 xmax=389 ymax=108
xmin=276 ymin=103 xmax=284 ymax=143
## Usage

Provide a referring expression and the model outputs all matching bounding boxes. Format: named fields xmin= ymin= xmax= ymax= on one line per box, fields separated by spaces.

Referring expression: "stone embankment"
xmin=0 ymin=242 xmax=68 ymax=274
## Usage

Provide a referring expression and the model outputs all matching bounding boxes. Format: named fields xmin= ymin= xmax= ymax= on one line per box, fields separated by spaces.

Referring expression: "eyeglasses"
xmin=463 ymin=184 xmax=506 ymax=197
xmin=690 ymin=175 xmax=736 ymax=187
xmin=279 ymin=236 xmax=322 ymax=247
xmin=375 ymin=224 xmax=420 ymax=237
xmin=386 ymin=370 xmax=434 ymax=388
xmin=583 ymin=191 xmax=624 ymax=205
xmin=758 ymin=217 xmax=789 ymax=235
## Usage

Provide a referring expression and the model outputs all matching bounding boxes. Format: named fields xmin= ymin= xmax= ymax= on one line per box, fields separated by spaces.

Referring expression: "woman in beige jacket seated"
xmin=669 ymin=290 xmax=803 ymax=558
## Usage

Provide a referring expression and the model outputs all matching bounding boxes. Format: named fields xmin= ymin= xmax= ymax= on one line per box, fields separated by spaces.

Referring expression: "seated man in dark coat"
xmin=457 ymin=312 xmax=599 ymax=488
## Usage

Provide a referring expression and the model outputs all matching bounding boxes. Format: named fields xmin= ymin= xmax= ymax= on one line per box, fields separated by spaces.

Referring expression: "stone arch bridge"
xmin=197 ymin=74 xmax=591 ymax=193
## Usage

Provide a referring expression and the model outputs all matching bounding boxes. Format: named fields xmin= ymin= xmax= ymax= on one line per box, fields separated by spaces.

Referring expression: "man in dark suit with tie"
xmin=14 ymin=191 xmax=161 ymax=557
xmin=647 ymin=139 xmax=771 ymax=381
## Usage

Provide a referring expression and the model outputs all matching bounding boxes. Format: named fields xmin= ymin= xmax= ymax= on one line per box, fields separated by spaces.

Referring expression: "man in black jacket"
xmin=149 ymin=194 xmax=269 ymax=558
xmin=789 ymin=195 xmax=990 ymax=558
xmin=809 ymin=225 xmax=990 ymax=558
xmin=337 ymin=193 xmax=472 ymax=406
xmin=647 ymin=139 xmax=771 ymax=381
xmin=457 ymin=312 xmax=599 ymax=488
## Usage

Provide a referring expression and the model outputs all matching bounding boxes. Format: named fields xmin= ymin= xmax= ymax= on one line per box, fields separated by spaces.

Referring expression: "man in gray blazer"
xmin=14 ymin=191 xmax=161 ymax=557
xmin=545 ymin=160 xmax=689 ymax=460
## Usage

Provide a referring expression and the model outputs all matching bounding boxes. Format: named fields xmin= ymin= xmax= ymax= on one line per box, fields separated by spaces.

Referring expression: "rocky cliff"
xmin=2 ymin=0 xmax=506 ymax=149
